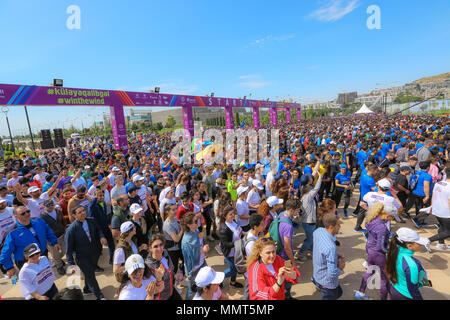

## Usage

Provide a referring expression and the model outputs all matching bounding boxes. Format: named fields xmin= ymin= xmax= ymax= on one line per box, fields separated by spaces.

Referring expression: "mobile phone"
xmin=285 ymin=260 xmax=292 ymax=269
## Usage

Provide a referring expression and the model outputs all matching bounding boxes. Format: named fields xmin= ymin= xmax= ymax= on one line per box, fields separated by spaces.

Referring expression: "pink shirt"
xmin=428 ymin=164 xmax=441 ymax=183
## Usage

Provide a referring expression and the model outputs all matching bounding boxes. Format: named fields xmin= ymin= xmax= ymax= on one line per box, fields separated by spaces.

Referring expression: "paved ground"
xmin=1 ymin=190 xmax=449 ymax=300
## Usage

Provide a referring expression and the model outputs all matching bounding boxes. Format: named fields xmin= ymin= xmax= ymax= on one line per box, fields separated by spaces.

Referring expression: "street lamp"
xmin=1 ymin=107 xmax=15 ymax=153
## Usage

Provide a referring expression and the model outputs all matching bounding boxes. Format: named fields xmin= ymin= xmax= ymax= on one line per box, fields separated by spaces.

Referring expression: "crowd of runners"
xmin=0 ymin=113 xmax=448 ymax=300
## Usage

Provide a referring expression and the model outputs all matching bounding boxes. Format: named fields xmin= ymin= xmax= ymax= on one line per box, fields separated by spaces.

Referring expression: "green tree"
xmin=165 ymin=115 xmax=176 ymax=128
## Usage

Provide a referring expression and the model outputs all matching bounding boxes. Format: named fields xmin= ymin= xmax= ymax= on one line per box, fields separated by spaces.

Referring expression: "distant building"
xmin=337 ymin=92 xmax=358 ymax=104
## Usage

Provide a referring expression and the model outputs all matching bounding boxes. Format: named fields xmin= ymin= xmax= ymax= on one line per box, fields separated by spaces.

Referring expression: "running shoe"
xmin=410 ymin=218 xmax=421 ymax=229
xmin=435 ymin=244 xmax=447 ymax=250
xmin=424 ymin=242 xmax=432 ymax=253
xmin=335 ymin=211 xmax=338 ymax=216
xmin=206 ymin=235 xmax=215 ymax=242
xmin=343 ymin=209 xmax=348 ymax=217
xmin=362 ymin=261 xmax=368 ymax=269
xmin=354 ymin=227 xmax=367 ymax=233
xmin=351 ymin=211 xmax=359 ymax=217
xmin=354 ymin=291 xmax=372 ymax=300
xmin=230 ymin=281 xmax=243 ymax=288
xmin=83 ymin=287 xmax=94 ymax=296
xmin=421 ymin=222 xmax=428 ymax=227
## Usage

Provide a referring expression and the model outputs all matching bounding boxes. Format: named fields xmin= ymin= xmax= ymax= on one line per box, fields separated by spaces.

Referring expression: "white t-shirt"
xmin=265 ymin=172 xmax=275 ymax=197
xmin=431 ymin=181 xmax=450 ymax=218
xmin=175 ymin=184 xmax=186 ymax=199
xmin=193 ymin=287 xmax=222 ymax=300
xmin=245 ymin=232 xmax=259 ymax=258
xmin=87 ymin=185 xmax=97 ymax=200
xmin=34 ymin=173 xmax=48 ymax=186
xmin=108 ymin=173 xmax=116 ymax=188
xmin=7 ymin=177 xmax=20 ymax=188
xmin=244 ymin=232 xmax=259 ymax=278
xmin=113 ymin=243 xmax=139 ymax=265
xmin=118 ymin=276 xmax=157 ymax=300
xmin=26 ymin=197 xmax=46 ymax=219
xmin=72 ymin=177 xmax=87 ymax=190
xmin=138 ymin=185 xmax=148 ymax=211
xmin=246 ymin=189 xmax=261 ymax=207
xmin=19 ymin=256 xmax=56 ymax=300
xmin=160 ymin=197 xmax=176 ymax=217
xmin=363 ymin=192 xmax=402 ymax=217
xmin=0 ymin=207 xmax=16 ymax=244
xmin=236 ymin=199 xmax=249 ymax=227
xmin=225 ymin=221 xmax=242 ymax=257
xmin=0 ymin=194 xmax=14 ymax=206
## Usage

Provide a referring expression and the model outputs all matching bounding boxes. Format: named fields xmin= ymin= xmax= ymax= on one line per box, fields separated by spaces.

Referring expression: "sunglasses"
xmin=260 ymin=237 xmax=274 ymax=243
xmin=20 ymin=210 xmax=31 ymax=216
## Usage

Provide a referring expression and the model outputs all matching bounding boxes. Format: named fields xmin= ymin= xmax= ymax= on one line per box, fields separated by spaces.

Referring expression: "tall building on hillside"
xmin=337 ymin=92 xmax=358 ymax=104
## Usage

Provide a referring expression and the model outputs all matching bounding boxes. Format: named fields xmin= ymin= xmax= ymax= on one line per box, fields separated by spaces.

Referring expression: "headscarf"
xmin=159 ymin=186 xmax=174 ymax=203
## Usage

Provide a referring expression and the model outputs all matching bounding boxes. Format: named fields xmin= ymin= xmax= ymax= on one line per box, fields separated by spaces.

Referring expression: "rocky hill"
xmin=412 ymin=72 xmax=450 ymax=84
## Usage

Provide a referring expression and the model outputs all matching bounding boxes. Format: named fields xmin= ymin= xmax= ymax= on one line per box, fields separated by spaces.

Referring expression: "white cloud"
xmin=236 ymin=75 xmax=270 ymax=89
xmin=249 ymin=33 xmax=296 ymax=48
xmin=310 ymin=0 xmax=360 ymax=22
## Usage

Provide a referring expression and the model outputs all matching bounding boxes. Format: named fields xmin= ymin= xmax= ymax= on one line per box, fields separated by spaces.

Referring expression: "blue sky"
xmin=0 ymin=0 xmax=449 ymax=136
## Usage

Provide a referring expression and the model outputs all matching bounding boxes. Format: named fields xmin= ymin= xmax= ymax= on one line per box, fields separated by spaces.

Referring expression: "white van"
xmin=70 ymin=133 xmax=81 ymax=139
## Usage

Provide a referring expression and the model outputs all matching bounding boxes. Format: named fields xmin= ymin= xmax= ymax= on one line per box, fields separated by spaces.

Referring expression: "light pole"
xmin=24 ymin=106 xmax=37 ymax=156
xmin=1 ymin=107 xmax=15 ymax=153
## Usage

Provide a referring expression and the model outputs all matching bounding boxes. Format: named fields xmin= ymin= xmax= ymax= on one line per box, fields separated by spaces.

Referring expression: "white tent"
xmin=355 ymin=104 xmax=374 ymax=114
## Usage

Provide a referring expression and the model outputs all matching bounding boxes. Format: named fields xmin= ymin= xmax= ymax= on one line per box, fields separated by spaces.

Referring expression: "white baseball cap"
xmin=194 ymin=266 xmax=225 ymax=288
xmin=0 ymin=199 xmax=7 ymax=204
xmin=112 ymin=167 xmax=120 ymax=172
xmin=130 ymin=203 xmax=144 ymax=215
xmin=120 ymin=221 xmax=134 ymax=234
xmin=84 ymin=165 xmax=91 ymax=170
xmin=378 ymin=179 xmax=391 ymax=190
xmin=132 ymin=175 xmax=145 ymax=182
xmin=124 ymin=254 xmax=145 ymax=275
xmin=266 ymin=196 xmax=283 ymax=207
xmin=396 ymin=227 xmax=430 ymax=246
xmin=27 ymin=186 xmax=40 ymax=194
xmin=236 ymin=186 xmax=249 ymax=197
xmin=252 ymin=179 xmax=264 ymax=190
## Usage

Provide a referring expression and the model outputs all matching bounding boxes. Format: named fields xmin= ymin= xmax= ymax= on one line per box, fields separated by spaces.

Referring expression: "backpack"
xmin=409 ymin=173 xmax=420 ymax=191
xmin=234 ymin=235 xmax=257 ymax=274
xmin=268 ymin=217 xmax=293 ymax=254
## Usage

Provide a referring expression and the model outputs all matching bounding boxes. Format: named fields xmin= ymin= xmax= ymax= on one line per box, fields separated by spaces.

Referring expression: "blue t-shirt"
xmin=303 ymin=166 xmax=313 ymax=175
xmin=356 ymin=150 xmax=367 ymax=167
xmin=360 ymin=174 xmax=376 ymax=200
xmin=412 ymin=170 xmax=433 ymax=197
xmin=335 ymin=171 xmax=352 ymax=192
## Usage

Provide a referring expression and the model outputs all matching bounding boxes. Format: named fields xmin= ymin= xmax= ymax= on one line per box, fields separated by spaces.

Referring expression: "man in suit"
xmin=88 ymin=188 xmax=115 ymax=266
xmin=65 ymin=205 xmax=107 ymax=300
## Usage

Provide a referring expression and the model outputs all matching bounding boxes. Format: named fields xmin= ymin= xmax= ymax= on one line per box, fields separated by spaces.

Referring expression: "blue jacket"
xmin=0 ymin=218 xmax=58 ymax=270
